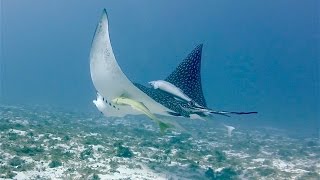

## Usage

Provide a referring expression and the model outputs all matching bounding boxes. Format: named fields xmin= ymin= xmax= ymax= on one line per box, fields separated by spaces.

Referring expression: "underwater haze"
xmin=0 ymin=0 xmax=319 ymax=179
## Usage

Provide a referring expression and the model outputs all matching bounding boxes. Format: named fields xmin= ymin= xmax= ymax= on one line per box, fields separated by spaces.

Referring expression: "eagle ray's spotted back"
xmin=165 ymin=44 xmax=207 ymax=107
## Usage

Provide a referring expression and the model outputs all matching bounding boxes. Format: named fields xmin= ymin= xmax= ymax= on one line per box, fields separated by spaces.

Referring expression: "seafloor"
xmin=0 ymin=105 xmax=319 ymax=180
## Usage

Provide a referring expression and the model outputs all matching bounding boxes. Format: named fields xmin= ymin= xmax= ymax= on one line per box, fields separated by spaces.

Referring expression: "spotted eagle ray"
xmin=90 ymin=9 xmax=257 ymax=120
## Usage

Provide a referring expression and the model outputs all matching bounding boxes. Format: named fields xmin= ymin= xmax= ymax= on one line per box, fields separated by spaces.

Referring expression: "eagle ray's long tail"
xmin=210 ymin=110 xmax=257 ymax=116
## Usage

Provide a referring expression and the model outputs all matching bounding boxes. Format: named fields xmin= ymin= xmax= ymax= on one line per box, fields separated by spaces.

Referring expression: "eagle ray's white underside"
xmin=90 ymin=11 xmax=172 ymax=117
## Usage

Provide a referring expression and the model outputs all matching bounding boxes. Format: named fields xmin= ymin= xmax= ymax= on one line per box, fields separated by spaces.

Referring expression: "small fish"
xmin=112 ymin=97 xmax=173 ymax=133
xmin=224 ymin=124 xmax=235 ymax=137
xmin=148 ymin=80 xmax=201 ymax=107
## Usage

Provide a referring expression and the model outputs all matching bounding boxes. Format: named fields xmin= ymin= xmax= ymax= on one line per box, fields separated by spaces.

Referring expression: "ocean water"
xmin=1 ymin=0 xmax=319 ymax=179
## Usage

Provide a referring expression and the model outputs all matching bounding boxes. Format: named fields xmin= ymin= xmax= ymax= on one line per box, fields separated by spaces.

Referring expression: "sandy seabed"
xmin=0 ymin=105 xmax=319 ymax=180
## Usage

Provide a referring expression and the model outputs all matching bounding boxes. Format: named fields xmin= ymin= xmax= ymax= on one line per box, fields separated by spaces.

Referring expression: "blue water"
xmin=1 ymin=1 xmax=318 ymax=137
xmin=0 ymin=1 xmax=319 ymax=179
